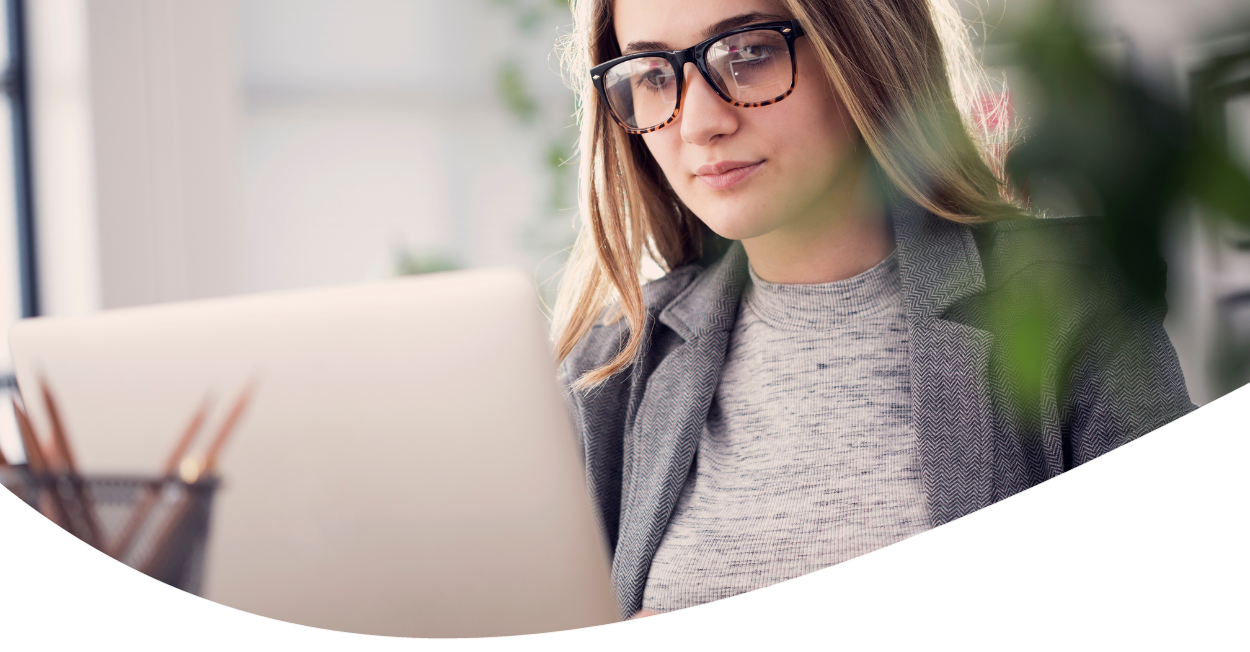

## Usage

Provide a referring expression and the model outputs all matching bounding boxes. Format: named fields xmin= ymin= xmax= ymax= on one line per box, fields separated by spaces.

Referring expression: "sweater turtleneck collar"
xmin=744 ymin=250 xmax=901 ymax=331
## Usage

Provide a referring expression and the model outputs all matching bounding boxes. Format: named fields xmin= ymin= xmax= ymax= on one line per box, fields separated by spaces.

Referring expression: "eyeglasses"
xmin=591 ymin=20 xmax=806 ymax=134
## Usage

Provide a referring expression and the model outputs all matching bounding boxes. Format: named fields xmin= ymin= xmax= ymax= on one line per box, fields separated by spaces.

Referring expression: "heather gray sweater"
xmin=641 ymin=252 xmax=931 ymax=611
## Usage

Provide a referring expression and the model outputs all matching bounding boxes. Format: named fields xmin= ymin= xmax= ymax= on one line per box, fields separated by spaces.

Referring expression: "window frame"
xmin=4 ymin=0 xmax=37 ymax=320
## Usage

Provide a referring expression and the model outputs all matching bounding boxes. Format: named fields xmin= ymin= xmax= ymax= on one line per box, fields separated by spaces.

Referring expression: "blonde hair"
xmin=554 ymin=0 xmax=1021 ymax=389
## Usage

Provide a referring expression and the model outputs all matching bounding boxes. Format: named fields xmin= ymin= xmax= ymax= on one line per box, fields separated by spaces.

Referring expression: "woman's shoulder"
xmin=559 ymin=263 xmax=705 ymax=384
xmin=974 ymin=215 xmax=1111 ymax=287
xmin=970 ymin=214 xmax=1194 ymax=432
xmin=970 ymin=214 xmax=1165 ymax=316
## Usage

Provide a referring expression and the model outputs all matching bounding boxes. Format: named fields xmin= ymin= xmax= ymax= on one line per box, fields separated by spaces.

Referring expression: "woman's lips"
xmin=695 ymin=160 xmax=763 ymax=190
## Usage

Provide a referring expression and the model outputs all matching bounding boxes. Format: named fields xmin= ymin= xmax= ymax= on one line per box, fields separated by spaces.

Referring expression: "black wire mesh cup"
xmin=0 ymin=467 xmax=219 ymax=595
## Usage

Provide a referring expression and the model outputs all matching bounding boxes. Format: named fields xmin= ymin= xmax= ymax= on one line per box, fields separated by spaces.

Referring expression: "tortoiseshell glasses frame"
xmin=590 ymin=20 xmax=806 ymax=135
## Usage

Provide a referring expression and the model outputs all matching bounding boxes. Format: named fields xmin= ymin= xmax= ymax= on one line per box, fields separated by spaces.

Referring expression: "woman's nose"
xmin=678 ymin=62 xmax=738 ymax=145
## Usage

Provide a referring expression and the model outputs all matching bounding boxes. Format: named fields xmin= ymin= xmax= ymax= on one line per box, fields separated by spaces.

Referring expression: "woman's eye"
xmin=734 ymin=44 xmax=776 ymax=63
xmin=637 ymin=69 xmax=673 ymax=90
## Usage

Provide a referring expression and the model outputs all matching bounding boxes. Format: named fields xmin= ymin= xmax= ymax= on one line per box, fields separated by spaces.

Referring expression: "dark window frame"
xmin=4 ymin=0 xmax=37 ymax=319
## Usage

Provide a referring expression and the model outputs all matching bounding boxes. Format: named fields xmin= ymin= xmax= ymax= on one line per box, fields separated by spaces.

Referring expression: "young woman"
xmin=553 ymin=0 xmax=1195 ymax=619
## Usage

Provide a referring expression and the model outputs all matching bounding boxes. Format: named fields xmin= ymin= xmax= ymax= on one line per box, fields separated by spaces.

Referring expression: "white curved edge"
xmin=3 ymin=383 xmax=1248 ymax=650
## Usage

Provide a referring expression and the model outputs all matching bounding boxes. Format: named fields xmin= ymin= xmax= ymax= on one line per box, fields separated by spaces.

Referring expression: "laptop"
xmin=6 ymin=267 xmax=619 ymax=637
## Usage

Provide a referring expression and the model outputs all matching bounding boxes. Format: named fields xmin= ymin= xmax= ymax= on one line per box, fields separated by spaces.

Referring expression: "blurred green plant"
xmin=1007 ymin=1 xmax=1250 ymax=305
xmin=393 ymin=246 xmax=460 ymax=276
xmin=1190 ymin=37 xmax=1250 ymax=395
xmin=996 ymin=0 xmax=1250 ymax=403
xmin=489 ymin=0 xmax=569 ymax=33
xmin=497 ymin=60 xmax=540 ymax=124
xmin=488 ymin=0 xmax=579 ymax=305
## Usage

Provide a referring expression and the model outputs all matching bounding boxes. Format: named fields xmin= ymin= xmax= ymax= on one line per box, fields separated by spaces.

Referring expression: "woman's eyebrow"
xmin=622 ymin=40 xmax=669 ymax=54
xmin=621 ymin=11 xmax=787 ymax=54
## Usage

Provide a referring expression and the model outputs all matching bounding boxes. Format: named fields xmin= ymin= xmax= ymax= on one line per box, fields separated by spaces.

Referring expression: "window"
xmin=1 ymin=0 xmax=34 ymax=462
xmin=1 ymin=0 xmax=35 ymax=374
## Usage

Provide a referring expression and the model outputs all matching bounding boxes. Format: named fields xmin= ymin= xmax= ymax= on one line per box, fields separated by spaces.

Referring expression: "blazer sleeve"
xmin=1054 ymin=264 xmax=1197 ymax=468
xmin=556 ymin=320 xmax=634 ymax=554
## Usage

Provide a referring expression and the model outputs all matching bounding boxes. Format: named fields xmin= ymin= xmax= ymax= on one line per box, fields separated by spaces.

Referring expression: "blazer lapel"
xmin=611 ymin=244 xmax=749 ymax=614
xmin=893 ymin=203 xmax=998 ymax=526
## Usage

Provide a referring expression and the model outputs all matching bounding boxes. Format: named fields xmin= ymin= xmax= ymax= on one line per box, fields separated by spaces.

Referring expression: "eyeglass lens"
xmin=603 ymin=57 xmax=679 ymax=131
xmin=602 ymin=28 xmax=793 ymax=131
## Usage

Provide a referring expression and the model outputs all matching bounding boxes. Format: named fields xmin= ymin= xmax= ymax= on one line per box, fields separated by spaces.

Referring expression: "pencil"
xmin=40 ymin=378 xmax=106 ymax=551
xmin=40 ymin=379 xmax=80 ymax=472
xmin=138 ymin=492 xmax=194 ymax=578
xmin=141 ymin=381 xmax=255 ymax=577
xmin=12 ymin=398 xmax=71 ymax=530
xmin=12 ymin=397 xmax=46 ymax=472
xmin=202 ymin=382 xmax=256 ymax=474
xmin=111 ymin=394 xmax=213 ymax=560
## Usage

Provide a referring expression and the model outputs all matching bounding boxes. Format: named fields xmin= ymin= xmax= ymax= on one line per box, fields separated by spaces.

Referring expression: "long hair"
xmin=554 ymin=0 xmax=1021 ymax=389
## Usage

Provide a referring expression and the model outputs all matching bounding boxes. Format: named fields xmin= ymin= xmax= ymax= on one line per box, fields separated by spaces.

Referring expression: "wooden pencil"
xmin=138 ymin=491 xmax=195 ymax=578
xmin=40 ymin=379 xmax=80 ymax=472
xmin=12 ymin=398 xmax=71 ymax=530
xmin=40 ymin=378 xmax=106 ymax=551
xmin=202 ymin=382 xmax=255 ymax=473
xmin=163 ymin=394 xmax=215 ymax=476
xmin=141 ymin=381 xmax=255 ymax=577
xmin=111 ymin=394 xmax=213 ymax=560
xmin=12 ymin=398 xmax=47 ymax=472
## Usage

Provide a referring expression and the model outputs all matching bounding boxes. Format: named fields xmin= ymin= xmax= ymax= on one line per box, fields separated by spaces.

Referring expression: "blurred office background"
xmin=0 ymin=0 xmax=1247 ymax=636
xmin=2 ymin=1 xmax=1249 ymax=448
xmin=0 ymin=0 xmax=1249 ymax=503
xmin=3 ymin=0 xmax=1250 ymax=458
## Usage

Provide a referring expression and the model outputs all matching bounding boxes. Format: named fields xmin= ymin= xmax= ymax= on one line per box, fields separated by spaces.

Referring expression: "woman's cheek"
xmin=641 ymin=132 xmax=683 ymax=185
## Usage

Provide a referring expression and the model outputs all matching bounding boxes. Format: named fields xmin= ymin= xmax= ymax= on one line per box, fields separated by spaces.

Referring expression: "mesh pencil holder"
xmin=0 ymin=468 xmax=220 ymax=596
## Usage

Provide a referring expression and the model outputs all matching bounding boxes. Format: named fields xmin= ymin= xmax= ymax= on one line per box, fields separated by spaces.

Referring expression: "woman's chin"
xmin=695 ymin=214 xmax=780 ymax=243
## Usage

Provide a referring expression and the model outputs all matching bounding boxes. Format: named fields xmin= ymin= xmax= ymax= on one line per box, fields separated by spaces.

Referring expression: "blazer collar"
xmin=657 ymin=201 xmax=987 ymax=339
xmin=657 ymin=242 xmax=750 ymax=343
xmin=891 ymin=202 xmax=987 ymax=325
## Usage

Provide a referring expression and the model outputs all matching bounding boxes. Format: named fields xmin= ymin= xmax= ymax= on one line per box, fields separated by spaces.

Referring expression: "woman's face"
xmin=613 ymin=0 xmax=861 ymax=242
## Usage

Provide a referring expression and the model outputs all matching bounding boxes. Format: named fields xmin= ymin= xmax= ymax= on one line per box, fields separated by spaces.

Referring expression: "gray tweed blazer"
xmin=559 ymin=203 xmax=1195 ymax=618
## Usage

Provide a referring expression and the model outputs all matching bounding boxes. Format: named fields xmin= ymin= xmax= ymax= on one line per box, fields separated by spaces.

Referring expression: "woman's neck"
xmin=742 ymin=158 xmax=893 ymax=285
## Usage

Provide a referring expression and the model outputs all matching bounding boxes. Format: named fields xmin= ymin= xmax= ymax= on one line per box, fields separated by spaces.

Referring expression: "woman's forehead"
xmin=613 ymin=0 xmax=791 ymax=52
